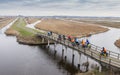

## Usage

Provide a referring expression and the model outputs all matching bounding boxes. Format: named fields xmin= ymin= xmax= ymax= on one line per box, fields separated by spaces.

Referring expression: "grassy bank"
xmin=76 ymin=71 xmax=106 ymax=75
xmin=5 ymin=18 xmax=44 ymax=45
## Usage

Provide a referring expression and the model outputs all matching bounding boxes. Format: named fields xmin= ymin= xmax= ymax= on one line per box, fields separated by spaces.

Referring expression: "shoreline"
xmin=35 ymin=26 xmax=109 ymax=38
xmin=35 ymin=18 xmax=109 ymax=38
xmin=5 ymin=18 xmax=109 ymax=45
xmin=115 ymin=39 xmax=120 ymax=48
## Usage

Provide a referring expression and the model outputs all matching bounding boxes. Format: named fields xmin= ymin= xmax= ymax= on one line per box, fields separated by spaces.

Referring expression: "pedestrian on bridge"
xmin=58 ymin=35 xmax=62 ymax=41
xmin=68 ymin=35 xmax=72 ymax=41
xmin=100 ymin=47 xmax=108 ymax=56
xmin=63 ymin=35 xmax=66 ymax=40
xmin=75 ymin=37 xmax=79 ymax=45
xmin=71 ymin=38 xmax=75 ymax=46
xmin=81 ymin=39 xmax=85 ymax=48
xmin=86 ymin=39 xmax=91 ymax=49
xmin=48 ymin=31 xmax=52 ymax=36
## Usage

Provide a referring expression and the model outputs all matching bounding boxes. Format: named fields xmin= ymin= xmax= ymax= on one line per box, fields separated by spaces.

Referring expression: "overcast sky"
xmin=0 ymin=0 xmax=120 ymax=16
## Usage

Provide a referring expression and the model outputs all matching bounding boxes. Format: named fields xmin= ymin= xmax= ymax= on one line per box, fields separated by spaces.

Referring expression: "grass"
xmin=5 ymin=17 xmax=44 ymax=44
xmin=10 ymin=18 xmax=39 ymax=36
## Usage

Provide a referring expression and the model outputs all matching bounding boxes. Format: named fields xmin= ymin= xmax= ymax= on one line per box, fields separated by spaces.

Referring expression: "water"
xmin=26 ymin=20 xmax=41 ymax=30
xmin=87 ymin=27 xmax=120 ymax=53
xmin=1 ymin=18 xmax=120 ymax=75
xmin=0 ymin=19 xmax=102 ymax=75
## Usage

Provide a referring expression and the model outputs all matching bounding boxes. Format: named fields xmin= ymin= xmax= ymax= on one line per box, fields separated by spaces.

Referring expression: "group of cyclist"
xmin=47 ymin=31 xmax=108 ymax=57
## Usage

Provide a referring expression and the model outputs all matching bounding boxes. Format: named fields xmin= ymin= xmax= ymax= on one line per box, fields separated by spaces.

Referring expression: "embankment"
xmin=5 ymin=18 xmax=47 ymax=45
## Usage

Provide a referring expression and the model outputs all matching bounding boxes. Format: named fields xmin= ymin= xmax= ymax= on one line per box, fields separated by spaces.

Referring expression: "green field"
xmin=10 ymin=18 xmax=39 ymax=36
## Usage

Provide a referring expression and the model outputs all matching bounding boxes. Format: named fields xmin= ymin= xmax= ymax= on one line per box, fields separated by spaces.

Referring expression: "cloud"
xmin=0 ymin=0 xmax=120 ymax=16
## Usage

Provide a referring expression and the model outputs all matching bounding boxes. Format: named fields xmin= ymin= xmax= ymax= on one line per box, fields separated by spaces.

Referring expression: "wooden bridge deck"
xmin=37 ymin=33 xmax=120 ymax=69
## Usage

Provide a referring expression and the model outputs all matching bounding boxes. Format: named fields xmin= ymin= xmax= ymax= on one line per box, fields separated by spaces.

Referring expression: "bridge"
xmin=37 ymin=32 xmax=120 ymax=69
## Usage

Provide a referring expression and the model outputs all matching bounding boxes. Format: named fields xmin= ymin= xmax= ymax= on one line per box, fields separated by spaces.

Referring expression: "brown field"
xmin=25 ymin=17 xmax=40 ymax=24
xmin=5 ymin=28 xmax=19 ymax=36
xmin=35 ymin=19 xmax=108 ymax=37
xmin=115 ymin=39 xmax=120 ymax=48
xmin=0 ymin=18 xmax=15 ymax=29
xmin=67 ymin=18 xmax=120 ymax=28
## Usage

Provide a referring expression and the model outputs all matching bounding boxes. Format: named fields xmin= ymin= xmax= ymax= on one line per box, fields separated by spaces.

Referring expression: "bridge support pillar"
xmin=54 ymin=42 xmax=57 ymax=57
xmin=47 ymin=40 xmax=50 ymax=48
xmin=64 ymin=46 xmax=67 ymax=61
xmin=62 ymin=49 xmax=64 ymax=60
xmin=78 ymin=53 xmax=81 ymax=69
xmin=54 ymin=42 xmax=56 ymax=50
xmin=72 ymin=49 xmax=75 ymax=66
xmin=72 ymin=54 xmax=75 ymax=66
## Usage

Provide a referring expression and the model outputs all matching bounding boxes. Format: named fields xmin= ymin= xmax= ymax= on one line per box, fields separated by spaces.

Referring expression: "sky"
xmin=0 ymin=0 xmax=120 ymax=16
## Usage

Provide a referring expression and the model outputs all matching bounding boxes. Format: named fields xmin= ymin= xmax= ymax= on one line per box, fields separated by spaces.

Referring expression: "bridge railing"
xmin=37 ymin=33 xmax=120 ymax=68
xmin=40 ymin=34 xmax=120 ymax=67
xmin=38 ymin=33 xmax=120 ymax=60
xmin=90 ymin=43 xmax=120 ymax=59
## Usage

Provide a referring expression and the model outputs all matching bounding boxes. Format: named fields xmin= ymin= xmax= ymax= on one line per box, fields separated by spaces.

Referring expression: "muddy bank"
xmin=17 ymin=35 xmax=45 ymax=45
xmin=115 ymin=39 xmax=120 ymax=48
xmin=35 ymin=19 xmax=108 ymax=37
xmin=5 ymin=28 xmax=48 ymax=45
xmin=5 ymin=28 xmax=19 ymax=36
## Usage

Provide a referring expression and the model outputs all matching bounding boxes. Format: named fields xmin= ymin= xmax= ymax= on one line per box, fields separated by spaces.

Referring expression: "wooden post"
xmin=64 ymin=46 xmax=67 ymax=61
xmin=96 ymin=46 xmax=97 ymax=51
xmin=62 ymin=49 xmax=64 ymax=60
xmin=78 ymin=53 xmax=81 ymax=69
xmin=109 ymin=59 xmax=111 ymax=65
xmin=62 ymin=44 xmax=63 ymax=50
xmin=54 ymin=42 xmax=56 ymax=50
xmin=47 ymin=40 xmax=50 ymax=48
xmin=91 ymin=51 xmax=93 ymax=56
xmin=72 ymin=49 xmax=75 ymax=66
xmin=99 ymin=54 xmax=101 ymax=61
xmin=118 ymin=54 xmax=120 ymax=59
xmin=54 ymin=42 xmax=57 ymax=57
xmin=109 ymin=51 xmax=110 ymax=57
xmin=72 ymin=54 xmax=75 ymax=66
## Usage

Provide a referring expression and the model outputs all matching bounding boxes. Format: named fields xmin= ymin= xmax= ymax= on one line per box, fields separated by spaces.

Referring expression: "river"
xmin=0 ymin=19 xmax=102 ymax=75
xmin=86 ymin=27 xmax=120 ymax=53
xmin=0 ymin=19 xmax=120 ymax=75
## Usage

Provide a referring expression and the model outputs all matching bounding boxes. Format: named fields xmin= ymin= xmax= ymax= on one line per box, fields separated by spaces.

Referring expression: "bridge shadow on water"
xmin=38 ymin=45 xmax=79 ymax=75
xmin=37 ymin=44 xmax=120 ymax=75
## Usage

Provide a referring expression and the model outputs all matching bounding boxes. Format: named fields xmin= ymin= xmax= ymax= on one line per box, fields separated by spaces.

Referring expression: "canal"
xmin=0 ymin=19 xmax=120 ymax=75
